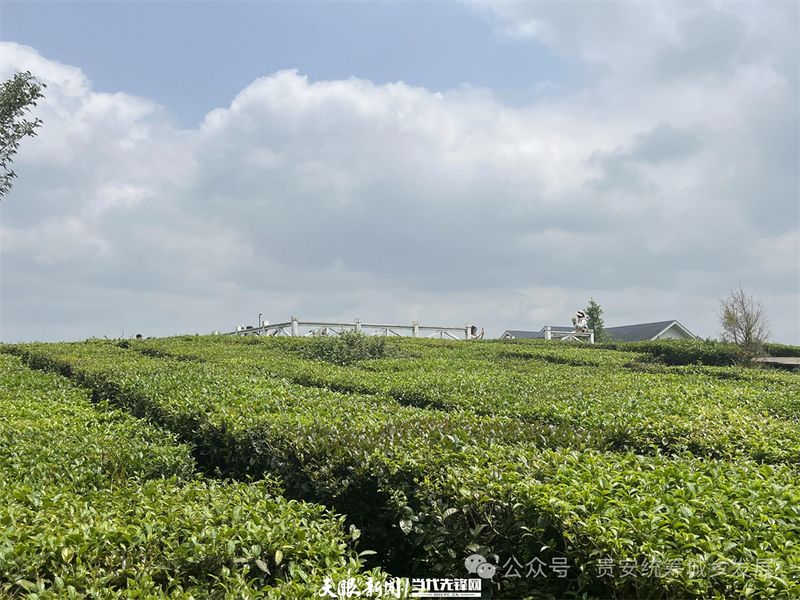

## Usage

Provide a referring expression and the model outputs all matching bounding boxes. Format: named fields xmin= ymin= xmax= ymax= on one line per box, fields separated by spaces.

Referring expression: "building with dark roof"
xmin=604 ymin=320 xmax=695 ymax=342
xmin=501 ymin=320 xmax=696 ymax=342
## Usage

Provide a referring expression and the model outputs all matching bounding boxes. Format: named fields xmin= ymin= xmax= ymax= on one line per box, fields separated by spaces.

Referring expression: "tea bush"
xmin=764 ymin=342 xmax=800 ymax=357
xmin=6 ymin=339 xmax=800 ymax=599
xmin=0 ymin=353 xmax=382 ymax=598
xmin=298 ymin=331 xmax=388 ymax=365
xmin=594 ymin=339 xmax=745 ymax=366
xmin=130 ymin=336 xmax=800 ymax=463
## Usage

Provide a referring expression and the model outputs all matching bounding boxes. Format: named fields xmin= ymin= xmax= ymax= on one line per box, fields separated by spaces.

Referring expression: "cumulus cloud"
xmin=1 ymin=0 xmax=798 ymax=343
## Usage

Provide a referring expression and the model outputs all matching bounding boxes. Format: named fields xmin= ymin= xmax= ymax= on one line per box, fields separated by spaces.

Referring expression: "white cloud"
xmin=1 ymin=2 xmax=798 ymax=345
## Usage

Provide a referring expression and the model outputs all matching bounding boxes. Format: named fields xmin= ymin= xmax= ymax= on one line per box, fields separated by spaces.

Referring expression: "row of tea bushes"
xmin=590 ymin=338 xmax=800 ymax=366
xmin=10 ymin=341 xmax=799 ymax=599
xmin=0 ymin=352 xmax=194 ymax=491
xmin=592 ymin=339 xmax=745 ymax=366
xmin=6 ymin=342 xmax=590 ymax=585
xmin=419 ymin=448 xmax=800 ymax=599
xmin=763 ymin=342 xmax=800 ymax=358
xmin=0 ymin=353 xmax=381 ymax=598
xmin=135 ymin=336 xmax=800 ymax=464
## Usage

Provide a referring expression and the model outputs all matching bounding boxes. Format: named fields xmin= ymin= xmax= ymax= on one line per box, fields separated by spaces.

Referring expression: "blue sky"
xmin=2 ymin=1 xmax=588 ymax=126
xmin=0 ymin=1 xmax=798 ymax=343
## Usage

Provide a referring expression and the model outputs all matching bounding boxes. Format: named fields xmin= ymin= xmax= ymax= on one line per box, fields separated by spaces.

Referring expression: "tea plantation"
xmin=1 ymin=335 xmax=798 ymax=599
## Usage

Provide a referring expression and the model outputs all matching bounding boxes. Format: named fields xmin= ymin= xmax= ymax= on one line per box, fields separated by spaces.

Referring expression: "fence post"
xmin=589 ymin=330 xmax=595 ymax=344
xmin=545 ymin=326 xmax=552 ymax=341
xmin=412 ymin=321 xmax=419 ymax=338
xmin=291 ymin=316 xmax=299 ymax=337
xmin=355 ymin=319 xmax=362 ymax=334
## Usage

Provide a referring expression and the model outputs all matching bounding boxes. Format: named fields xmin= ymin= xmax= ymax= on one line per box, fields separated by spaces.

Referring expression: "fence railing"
xmin=221 ymin=317 xmax=476 ymax=340
xmin=543 ymin=326 xmax=595 ymax=343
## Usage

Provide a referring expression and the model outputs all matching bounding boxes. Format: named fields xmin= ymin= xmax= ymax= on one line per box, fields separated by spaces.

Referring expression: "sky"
xmin=0 ymin=0 xmax=798 ymax=343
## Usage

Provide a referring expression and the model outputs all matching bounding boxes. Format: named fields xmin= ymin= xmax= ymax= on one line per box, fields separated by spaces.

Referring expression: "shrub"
xmin=298 ymin=331 xmax=387 ymax=365
xmin=0 ymin=352 xmax=382 ymax=597
xmin=9 ymin=339 xmax=800 ymax=598
xmin=764 ymin=342 xmax=800 ymax=357
xmin=596 ymin=339 xmax=745 ymax=366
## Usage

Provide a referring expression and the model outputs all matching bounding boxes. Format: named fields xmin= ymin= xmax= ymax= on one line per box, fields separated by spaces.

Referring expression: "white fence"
xmin=543 ymin=326 xmax=595 ymax=343
xmin=222 ymin=317 xmax=476 ymax=340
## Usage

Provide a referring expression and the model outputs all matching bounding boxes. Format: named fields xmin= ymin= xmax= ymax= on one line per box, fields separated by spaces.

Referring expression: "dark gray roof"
xmin=605 ymin=320 xmax=687 ymax=342
xmin=503 ymin=321 xmax=696 ymax=342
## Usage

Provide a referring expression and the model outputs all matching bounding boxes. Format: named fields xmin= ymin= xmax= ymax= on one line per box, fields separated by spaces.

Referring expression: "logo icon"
xmin=464 ymin=554 xmax=497 ymax=579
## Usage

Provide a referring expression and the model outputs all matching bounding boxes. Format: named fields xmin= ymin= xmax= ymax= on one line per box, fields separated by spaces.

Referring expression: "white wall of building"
xmin=655 ymin=324 xmax=693 ymax=340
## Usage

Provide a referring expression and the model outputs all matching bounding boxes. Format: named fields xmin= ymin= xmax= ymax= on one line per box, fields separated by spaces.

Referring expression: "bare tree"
xmin=719 ymin=285 xmax=770 ymax=352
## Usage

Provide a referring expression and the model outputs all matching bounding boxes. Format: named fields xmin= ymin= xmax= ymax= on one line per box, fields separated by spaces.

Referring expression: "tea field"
xmin=1 ymin=335 xmax=799 ymax=599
